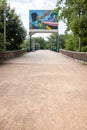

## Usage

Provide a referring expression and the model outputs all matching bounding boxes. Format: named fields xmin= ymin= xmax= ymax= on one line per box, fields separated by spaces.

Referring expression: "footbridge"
xmin=0 ymin=50 xmax=87 ymax=130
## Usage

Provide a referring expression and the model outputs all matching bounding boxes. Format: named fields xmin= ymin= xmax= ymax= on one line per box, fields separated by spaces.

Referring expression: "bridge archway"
xmin=29 ymin=10 xmax=59 ymax=52
xmin=29 ymin=31 xmax=59 ymax=52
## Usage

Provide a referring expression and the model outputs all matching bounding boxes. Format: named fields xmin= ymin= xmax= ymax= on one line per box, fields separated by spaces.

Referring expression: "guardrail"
xmin=60 ymin=49 xmax=87 ymax=63
xmin=0 ymin=49 xmax=27 ymax=61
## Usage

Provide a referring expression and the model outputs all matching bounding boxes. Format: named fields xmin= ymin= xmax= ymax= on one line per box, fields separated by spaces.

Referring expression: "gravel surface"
xmin=0 ymin=50 xmax=87 ymax=130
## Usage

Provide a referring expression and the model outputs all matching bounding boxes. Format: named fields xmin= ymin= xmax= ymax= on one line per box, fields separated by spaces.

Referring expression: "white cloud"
xmin=8 ymin=0 xmax=66 ymax=38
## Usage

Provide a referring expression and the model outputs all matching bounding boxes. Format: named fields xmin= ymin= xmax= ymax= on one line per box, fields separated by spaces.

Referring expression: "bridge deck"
xmin=0 ymin=50 xmax=87 ymax=130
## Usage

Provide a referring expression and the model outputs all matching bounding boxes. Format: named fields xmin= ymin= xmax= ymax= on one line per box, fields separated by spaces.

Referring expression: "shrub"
xmin=0 ymin=33 xmax=4 ymax=52
xmin=81 ymin=46 xmax=87 ymax=52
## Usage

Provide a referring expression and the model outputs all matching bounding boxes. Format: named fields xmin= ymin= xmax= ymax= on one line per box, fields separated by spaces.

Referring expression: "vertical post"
xmin=56 ymin=34 xmax=59 ymax=52
xmin=78 ymin=3 xmax=81 ymax=52
xmin=4 ymin=8 xmax=6 ymax=51
xmin=30 ymin=34 xmax=32 ymax=51
xmin=78 ymin=37 xmax=81 ymax=52
xmin=57 ymin=15 xmax=59 ymax=52
xmin=52 ymin=42 xmax=53 ymax=51
xmin=32 ymin=39 xmax=35 ymax=52
xmin=56 ymin=23 xmax=59 ymax=52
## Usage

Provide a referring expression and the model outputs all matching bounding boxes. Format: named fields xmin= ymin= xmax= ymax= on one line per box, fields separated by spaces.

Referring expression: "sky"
xmin=7 ymin=0 xmax=66 ymax=39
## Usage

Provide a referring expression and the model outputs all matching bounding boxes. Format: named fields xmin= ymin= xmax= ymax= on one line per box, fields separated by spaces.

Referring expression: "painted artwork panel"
xmin=29 ymin=10 xmax=58 ymax=30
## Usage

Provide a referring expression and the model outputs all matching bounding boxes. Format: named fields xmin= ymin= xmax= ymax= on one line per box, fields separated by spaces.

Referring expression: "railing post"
xmin=30 ymin=34 xmax=32 ymax=52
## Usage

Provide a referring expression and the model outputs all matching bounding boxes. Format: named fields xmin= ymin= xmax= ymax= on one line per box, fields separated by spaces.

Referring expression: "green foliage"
xmin=0 ymin=33 xmax=4 ymax=51
xmin=45 ymin=41 xmax=51 ymax=50
xmin=35 ymin=42 xmax=40 ymax=50
xmin=81 ymin=46 xmax=87 ymax=52
xmin=20 ymin=39 xmax=29 ymax=49
xmin=55 ymin=0 xmax=87 ymax=51
xmin=0 ymin=0 xmax=27 ymax=51
xmin=32 ymin=37 xmax=46 ymax=50
xmin=47 ymin=34 xmax=57 ymax=51
xmin=0 ymin=0 xmax=5 ymax=51
xmin=65 ymin=34 xmax=79 ymax=51
xmin=59 ymin=34 xmax=65 ymax=49
xmin=6 ymin=8 xmax=27 ymax=50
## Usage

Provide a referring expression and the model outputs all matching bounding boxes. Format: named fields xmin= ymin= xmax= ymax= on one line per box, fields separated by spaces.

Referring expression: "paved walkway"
xmin=0 ymin=50 xmax=87 ymax=130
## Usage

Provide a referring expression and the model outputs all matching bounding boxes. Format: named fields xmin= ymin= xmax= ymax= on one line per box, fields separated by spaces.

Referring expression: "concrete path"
xmin=0 ymin=50 xmax=87 ymax=130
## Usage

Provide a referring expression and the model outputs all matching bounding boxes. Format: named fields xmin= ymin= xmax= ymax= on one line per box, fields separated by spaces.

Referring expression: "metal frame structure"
xmin=29 ymin=29 xmax=59 ymax=52
xmin=29 ymin=9 xmax=59 ymax=52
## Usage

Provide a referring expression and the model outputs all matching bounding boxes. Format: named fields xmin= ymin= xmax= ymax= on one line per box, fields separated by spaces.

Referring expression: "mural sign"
xmin=29 ymin=10 xmax=58 ymax=30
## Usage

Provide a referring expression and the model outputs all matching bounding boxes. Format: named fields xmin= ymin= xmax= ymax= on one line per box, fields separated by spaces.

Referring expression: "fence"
xmin=60 ymin=49 xmax=87 ymax=63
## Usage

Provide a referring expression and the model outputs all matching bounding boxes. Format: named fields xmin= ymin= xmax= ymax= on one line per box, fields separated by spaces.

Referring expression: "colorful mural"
xmin=29 ymin=10 xmax=58 ymax=30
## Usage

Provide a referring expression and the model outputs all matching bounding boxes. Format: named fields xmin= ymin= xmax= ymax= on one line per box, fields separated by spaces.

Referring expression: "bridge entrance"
xmin=29 ymin=10 xmax=59 ymax=52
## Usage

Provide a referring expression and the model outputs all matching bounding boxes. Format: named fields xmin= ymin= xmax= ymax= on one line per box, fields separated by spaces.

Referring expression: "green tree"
xmin=59 ymin=34 xmax=65 ymax=49
xmin=0 ymin=0 xmax=26 ymax=51
xmin=0 ymin=33 xmax=4 ymax=51
xmin=56 ymin=0 xmax=87 ymax=51
xmin=65 ymin=33 xmax=78 ymax=51
xmin=20 ymin=39 xmax=29 ymax=49
xmin=0 ymin=0 xmax=6 ymax=51
xmin=47 ymin=34 xmax=57 ymax=51
xmin=32 ymin=37 xmax=46 ymax=50
xmin=6 ymin=8 xmax=26 ymax=50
